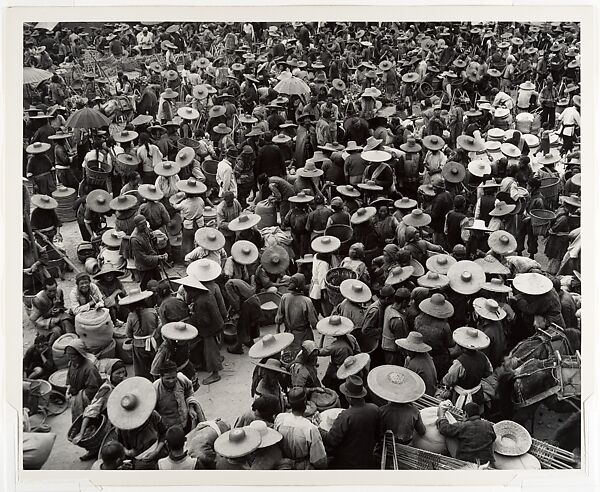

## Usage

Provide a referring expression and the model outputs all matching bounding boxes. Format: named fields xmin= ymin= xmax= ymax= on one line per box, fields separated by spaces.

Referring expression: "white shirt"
xmin=309 ymin=258 xmax=329 ymax=300
xmin=492 ymin=91 xmax=514 ymax=111
xmin=558 ymin=107 xmax=581 ymax=136
xmin=216 ymin=159 xmax=237 ymax=197
xmin=137 ymin=31 xmax=154 ymax=50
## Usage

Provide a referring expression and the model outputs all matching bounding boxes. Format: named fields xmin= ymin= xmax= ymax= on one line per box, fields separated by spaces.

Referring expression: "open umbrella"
xmin=23 ymin=67 xmax=53 ymax=85
xmin=66 ymin=107 xmax=111 ymax=129
xmin=274 ymin=74 xmax=311 ymax=96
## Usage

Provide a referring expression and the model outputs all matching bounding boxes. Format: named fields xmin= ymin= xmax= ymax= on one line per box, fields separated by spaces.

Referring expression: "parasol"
xmin=274 ymin=75 xmax=311 ymax=96
xmin=66 ymin=107 xmax=111 ymax=129
xmin=23 ymin=67 xmax=53 ymax=85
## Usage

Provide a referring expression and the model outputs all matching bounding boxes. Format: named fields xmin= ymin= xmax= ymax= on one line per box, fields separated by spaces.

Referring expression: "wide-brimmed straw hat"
xmin=344 ymin=141 xmax=363 ymax=152
xmin=107 ymin=376 xmax=156 ymax=430
xmin=399 ymin=137 xmax=421 ymax=153
xmin=317 ymin=315 xmax=354 ymax=337
xmin=208 ymin=105 xmax=226 ymax=118
xmin=26 ymin=142 xmax=51 ymax=154
xmin=161 ymin=321 xmax=198 ymax=341
xmin=367 ymin=365 xmax=425 ymax=403
xmin=248 ymin=333 xmax=294 ymax=359
xmin=519 ymin=81 xmax=536 ymax=90
xmin=468 ymin=159 xmax=492 ymax=178
xmin=175 ymin=147 xmax=195 ymax=167
xmin=102 ymin=229 xmax=124 ymax=248
xmin=113 ymin=130 xmax=138 ymax=143
xmin=422 ymin=135 xmax=445 ymax=151
xmin=482 ymin=277 xmax=513 ymax=294
xmin=171 ymin=275 xmax=208 ymax=291
xmin=246 ymin=420 xmax=282 ymax=448
xmin=177 ymin=106 xmax=200 ymax=120
xmin=473 ymin=297 xmax=507 ymax=321
xmin=272 ymin=133 xmax=292 ymax=144
xmin=357 ymin=180 xmax=383 ymax=192
xmin=396 ymin=331 xmax=432 ymax=353
xmin=489 ymin=201 xmax=516 ymax=217
xmin=501 ymin=143 xmax=521 ymax=159
xmin=512 ymin=272 xmax=553 ymax=295
xmin=337 ymin=184 xmax=361 ymax=198
xmin=426 ymin=254 xmax=457 ymax=275
xmin=231 ymin=240 xmax=259 ymax=265
xmin=402 ymin=72 xmax=420 ymax=83
xmin=453 ymin=326 xmax=490 ymax=350
xmin=318 ymin=408 xmax=344 ymax=432
xmin=187 ymin=258 xmax=222 ymax=282
xmin=192 ymin=84 xmax=209 ymax=99
xmin=138 ymin=184 xmax=164 ymax=201
xmin=419 ymin=293 xmax=454 ymax=318
xmin=351 ymin=206 xmax=377 ymax=225
xmin=86 ymin=189 xmax=112 ymax=213
xmin=336 ymin=353 xmax=370 ymax=380
xmin=561 ymin=194 xmax=581 ymax=208
xmin=228 ymin=213 xmax=261 ymax=232
xmin=311 ymin=235 xmax=341 ymax=254
xmin=116 ymin=153 xmax=141 ymax=170
xmin=31 ymin=194 xmax=58 ymax=210
xmin=160 ymin=88 xmax=179 ymax=100
xmin=93 ymin=264 xmax=125 ymax=280
xmin=252 ymin=358 xmax=291 ymax=376
xmin=417 ymin=271 xmax=450 ymax=289
xmin=386 ymin=266 xmax=414 ymax=285
xmin=361 ymin=150 xmax=392 ymax=162
xmin=109 ymin=194 xmax=137 ymax=211
xmin=214 ymin=428 xmax=261 ymax=459
xmin=296 ymin=160 xmax=324 ymax=178
xmin=176 ymin=177 xmax=207 ymax=195
xmin=119 ymin=288 xmax=153 ymax=306
xmin=448 ymin=260 xmax=486 ymax=295
xmin=488 ymin=230 xmax=517 ymax=255
xmin=363 ymin=136 xmax=383 ymax=152
xmin=465 ymin=219 xmax=493 ymax=233
xmin=261 ymin=245 xmax=290 ymax=274
xmin=402 ymin=209 xmax=431 ymax=227
xmin=48 ymin=130 xmax=73 ymax=141
xmin=394 ymin=197 xmax=418 ymax=209
xmin=288 ymin=191 xmax=314 ymax=204
xmin=493 ymin=420 xmax=532 ymax=456
xmin=340 ymin=279 xmax=372 ymax=303
xmin=474 ymin=255 xmax=511 ymax=275
xmin=442 ymin=161 xmax=466 ymax=183
xmin=195 ymin=227 xmax=225 ymax=251
xmin=457 ymin=135 xmax=485 ymax=152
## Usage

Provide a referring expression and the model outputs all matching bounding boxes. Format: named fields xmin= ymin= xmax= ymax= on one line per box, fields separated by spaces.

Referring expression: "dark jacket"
xmin=437 ymin=415 xmax=496 ymax=464
xmin=191 ymin=290 xmax=224 ymax=337
xmin=256 ymin=144 xmax=286 ymax=178
xmin=430 ymin=190 xmax=454 ymax=233
xmin=130 ymin=228 xmax=162 ymax=272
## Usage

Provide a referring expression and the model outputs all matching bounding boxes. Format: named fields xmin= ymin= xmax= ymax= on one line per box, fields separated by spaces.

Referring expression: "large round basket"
xmin=539 ymin=177 xmax=560 ymax=210
xmin=530 ymin=209 xmax=556 ymax=236
xmin=85 ymin=160 xmax=112 ymax=187
xmin=48 ymin=368 xmax=69 ymax=395
xmin=68 ymin=414 xmax=111 ymax=452
xmin=201 ymin=159 xmax=219 ymax=189
xmin=252 ymin=291 xmax=283 ymax=326
xmin=177 ymin=137 xmax=200 ymax=152
xmin=325 ymin=267 xmax=358 ymax=307
xmin=325 ymin=224 xmax=354 ymax=257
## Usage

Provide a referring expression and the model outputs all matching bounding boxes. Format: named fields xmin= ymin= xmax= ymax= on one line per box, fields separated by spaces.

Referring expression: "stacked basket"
xmin=51 ymin=185 xmax=77 ymax=223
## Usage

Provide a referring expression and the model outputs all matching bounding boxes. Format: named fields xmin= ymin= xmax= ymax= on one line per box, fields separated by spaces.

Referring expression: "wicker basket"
xmin=85 ymin=160 xmax=112 ymax=186
xmin=325 ymin=267 xmax=357 ymax=307
xmin=530 ymin=209 xmax=556 ymax=236
xmin=540 ymin=177 xmax=561 ymax=210
xmin=325 ymin=224 xmax=354 ymax=257
xmin=68 ymin=414 xmax=110 ymax=451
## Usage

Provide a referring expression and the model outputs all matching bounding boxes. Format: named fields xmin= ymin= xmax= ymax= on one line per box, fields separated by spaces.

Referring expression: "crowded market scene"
xmin=21 ymin=19 xmax=582 ymax=472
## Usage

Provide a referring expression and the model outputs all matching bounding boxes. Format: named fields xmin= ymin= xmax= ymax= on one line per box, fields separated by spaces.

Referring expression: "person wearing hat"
xmin=283 ymin=192 xmax=313 ymax=259
xmin=473 ymin=298 xmax=507 ymax=369
xmin=422 ymin=136 xmax=447 ymax=187
xmin=26 ymin=142 xmax=56 ymax=196
xmin=215 ymin=191 xmax=242 ymax=254
xmin=71 ymin=359 xmax=128 ymax=459
xmin=436 ymin=401 xmax=496 ymax=465
xmin=29 ymin=194 xmax=62 ymax=244
xmin=515 ymin=177 xmax=545 ymax=258
xmin=171 ymin=177 xmax=208 ymax=257
xmin=538 ymin=76 xmax=559 ymax=129
xmin=294 ymin=109 xmax=318 ymax=169
xmin=288 ymin=340 xmax=325 ymax=397
xmin=216 ymin=147 xmax=238 ymax=198
xmin=22 ymin=231 xmax=50 ymax=295
xmin=64 ymin=337 xmax=103 ymax=433
xmin=252 ymin=358 xmax=289 ymax=416
xmin=343 ymin=141 xmax=367 ymax=186
xmin=150 ymin=316 xmax=198 ymax=381
xmin=152 ymin=360 xmax=204 ymax=431
xmin=232 ymin=145 xmax=257 ymax=208
xmin=359 ymin=284 xmax=395 ymax=365
xmin=274 ymin=387 xmax=328 ymax=470
xmin=440 ymin=327 xmax=493 ymax=411
xmin=558 ymin=94 xmax=580 ymax=155
xmin=130 ymin=214 xmax=168 ymax=290
xmin=395 ymin=331 xmax=437 ymax=396
xmin=404 ymin=226 xmax=446 ymax=267
xmin=94 ymin=265 xmax=127 ymax=326
xmin=136 ymin=132 xmax=164 ymax=184
xmin=325 ymin=375 xmax=380 ymax=469
xmin=513 ymin=272 xmax=566 ymax=330
xmin=29 ymin=276 xmax=74 ymax=346
xmin=381 ymin=288 xmax=411 ymax=365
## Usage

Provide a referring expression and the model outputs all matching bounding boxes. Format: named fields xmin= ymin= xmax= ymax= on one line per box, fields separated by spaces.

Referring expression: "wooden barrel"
xmin=52 ymin=186 xmax=77 ymax=223
xmin=325 ymin=268 xmax=357 ymax=307
xmin=75 ymin=308 xmax=114 ymax=352
xmin=51 ymin=333 xmax=79 ymax=370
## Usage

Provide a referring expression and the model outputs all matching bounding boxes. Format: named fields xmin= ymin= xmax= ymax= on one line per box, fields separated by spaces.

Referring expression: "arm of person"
xmin=436 ymin=417 xmax=463 ymax=438
xmin=69 ymin=287 xmax=95 ymax=315
xmin=414 ymin=408 xmax=427 ymax=436
xmin=130 ymin=236 xmax=161 ymax=268
xmin=440 ymin=359 xmax=465 ymax=387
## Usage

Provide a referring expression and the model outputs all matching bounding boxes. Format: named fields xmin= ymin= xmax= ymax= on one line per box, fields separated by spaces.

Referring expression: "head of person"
xmin=330 ymin=196 xmax=343 ymax=211
xmin=506 ymin=163 xmax=519 ymax=178
xmin=134 ymin=214 xmax=148 ymax=232
xmin=300 ymin=340 xmax=319 ymax=366
xmin=165 ymin=425 xmax=187 ymax=456
xmin=452 ymin=244 xmax=468 ymax=261
xmin=43 ymin=277 xmax=58 ymax=298
xmin=379 ymin=285 xmax=395 ymax=306
xmin=464 ymin=402 xmax=480 ymax=418
xmin=394 ymin=287 xmax=411 ymax=308
xmin=453 ymin=194 xmax=466 ymax=212
xmin=252 ymin=395 xmax=279 ymax=423
xmin=405 ymin=225 xmax=419 ymax=243
xmin=377 ymin=204 xmax=389 ymax=219
xmin=348 ymin=242 xmax=364 ymax=260
xmin=288 ymin=273 xmax=306 ymax=293
xmin=128 ymin=172 xmax=141 ymax=186
xmin=160 ymin=360 xmax=179 ymax=390
xmin=314 ymin=194 xmax=325 ymax=207
xmin=75 ymin=273 xmax=91 ymax=294
xmin=109 ymin=360 xmax=128 ymax=386
xmin=528 ymin=176 xmax=542 ymax=194
xmin=100 ymin=441 xmax=126 ymax=470
xmin=287 ymin=387 xmax=307 ymax=414
xmin=223 ymin=191 xmax=235 ymax=206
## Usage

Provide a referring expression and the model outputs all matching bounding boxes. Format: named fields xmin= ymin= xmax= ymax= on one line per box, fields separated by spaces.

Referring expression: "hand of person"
xmin=189 ymin=407 xmax=198 ymax=422
xmin=96 ymin=300 xmax=105 ymax=309
xmin=162 ymin=253 xmax=169 ymax=261
xmin=23 ymin=268 xmax=33 ymax=275
xmin=72 ymin=432 xmax=83 ymax=444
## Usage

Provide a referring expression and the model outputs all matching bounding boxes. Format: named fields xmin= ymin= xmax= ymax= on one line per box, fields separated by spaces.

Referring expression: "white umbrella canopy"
xmin=274 ymin=74 xmax=311 ymax=96
xmin=23 ymin=67 xmax=53 ymax=85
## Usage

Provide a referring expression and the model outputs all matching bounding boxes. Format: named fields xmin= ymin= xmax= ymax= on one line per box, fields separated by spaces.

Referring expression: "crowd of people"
xmin=22 ymin=20 xmax=582 ymax=471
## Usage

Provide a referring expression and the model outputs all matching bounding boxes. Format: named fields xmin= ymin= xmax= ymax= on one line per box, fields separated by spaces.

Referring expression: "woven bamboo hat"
xmin=417 ymin=271 xmax=450 ymax=289
xmin=386 ymin=266 xmax=414 ymax=285
xmin=351 ymin=206 xmax=377 ymax=225
xmin=512 ymin=272 xmax=553 ymax=295
xmin=187 ymin=258 xmax=222 ymax=281
xmin=248 ymin=333 xmax=294 ymax=359
xmin=260 ymin=245 xmax=290 ymax=274
xmin=31 ymin=194 xmax=58 ymax=210
xmin=336 ymin=353 xmax=371 ymax=379
xmin=109 ymin=194 xmax=137 ymax=211
xmin=214 ymin=428 xmax=262 ymax=458
xmin=482 ymin=277 xmax=513 ymax=294
xmin=337 ymin=184 xmax=361 ymax=198
xmin=419 ymin=293 xmax=454 ymax=318
xmin=489 ymin=201 xmax=516 ymax=217
xmin=474 ymin=255 xmax=511 ymax=275
xmin=138 ymin=184 xmax=164 ymax=201
xmin=442 ymin=161 xmax=466 ymax=183
xmin=175 ymin=147 xmax=195 ymax=167
xmin=311 ymin=235 xmax=341 ymax=253
xmin=172 ymin=275 xmax=208 ymax=291
xmin=288 ymin=191 xmax=314 ymax=204
xmin=453 ymin=326 xmax=490 ymax=350
xmin=339 ymin=279 xmax=372 ymax=303
xmin=228 ymin=213 xmax=261 ymax=231
xmin=423 ymin=135 xmax=445 ymax=151
xmin=26 ymin=142 xmax=51 ymax=154
xmin=252 ymin=358 xmax=291 ymax=375
xmin=367 ymin=365 xmax=426 ymax=403
xmin=448 ymin=260 xmax=486 ymax=295
xmin=107 ymin=376 xmax=157 ymax=430
xmin=468 ymin=159 xmax=492 ymax=178
xmin=154 ymin=160 xmax=181 ymax=177
xmin=161 ymin=321 xmax=198 ymax=341
xmin=86 ymin=189 xmax=112 ymax=213
xmin=493 ymin=420 xmax=532 ymax=456
xmin=102 ymin=229 xmax=124 ymax=248
xmin=395 ymin=331 xmax=432 ymax=353
xmin=402 ymin=209 xmax=431 ymax=227
xmin=119 ymin=288 xmax=153 ymax=306
xmin=394 ymin=197 xmax=418 ymax=209
xmin=195 ymin=227 xmax=226 ymax=251
xmin=316 ymin=315 xmax=354 ymax=337
xmin=473 ymin=297 xmax=507 ymax=321
xmin=357 ymin=180 xmax=383 ymax=191
xmin=231 ymin=240 xmax=259 ymax=265
xmin=426 ymin=254 xmax=457 ymax=275
xmin=176 ymin=177 xmax=207 ymax=195
xmin=488 ymin=231 xmax=517 ymax=255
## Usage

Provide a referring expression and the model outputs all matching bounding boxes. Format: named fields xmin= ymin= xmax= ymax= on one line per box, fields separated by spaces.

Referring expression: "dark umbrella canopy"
xmin=66 ymin=107 xmax=111 ymax=129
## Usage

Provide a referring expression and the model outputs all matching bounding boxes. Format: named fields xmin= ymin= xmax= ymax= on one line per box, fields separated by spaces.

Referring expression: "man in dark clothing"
xmin=430 ymin=175 xmax=454 ymax=247
xmin=256 ymin=140 xmax=286 ymax=178
xmin=130 ymin=214 xmax=167 ymax=290
xmin=325 ymin=376 xmax=380 ymax=469
xmin=436 ymin=402 xmax=496 ymax=465
xmin=517 ymin=177 xmax=545 ymax=257
xmin=444 ymin=194 xmax=467 ymax=248
xmin=137 ymin=84 xmax=159 ymax=117
xmin=427 ymin=106 xmax=447 ymax=137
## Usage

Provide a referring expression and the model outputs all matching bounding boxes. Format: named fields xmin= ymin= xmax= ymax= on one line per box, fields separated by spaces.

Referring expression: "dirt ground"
xmin=22 ymin=216 xmax=570 ymax=469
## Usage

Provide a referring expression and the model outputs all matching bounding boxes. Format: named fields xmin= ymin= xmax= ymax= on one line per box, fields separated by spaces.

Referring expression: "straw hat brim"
xmin=423 ymin=136 xmax=445 ymax=151
xmin=447 ymin=261 xmax=486 ymax=295
xmin=102 ymin=229 xmax=123 ymax=247
xmin=417 ymin=273 xmax=450 ymax=289
xmin=337 ymin=186 xmax=361 ymax=198
xmin=453 ymin=327 xmax=490 ymax=350
xmin=251 ymin=361 xmax=291 ymax=375
xmin=187 ymin=259 xmax=222 ymax=282
xmin=482 ymin=280 xmax=512 ymax=294
xmin=260 ymin=246 xmax=290 ymax=274
xmin=426 ymin=254 xmax=457 ymax=275
xmin=512 ymin=272 xmax=553 ymax=295
xmin=86 ymin=190 xmax=112 ymax=213
xmin=175 ymin=148 xmax=195 ymax=167
xmin=419 ymin=298 xmax=454 ymax=318
xmin=161 ymin=322 xmax=198 ymax=341
xmin=231 ymin=240 xmax=259 ymax=265
xmin=316 ymin=316 xmax=354 ymax=336
xmin=488 ymin=231 xmax=517 ymax=254
xmin=177 ymin=107 xmax=200 ymax=120
xmin=311 ymin=236 xmax=341 ymax=253
xmin=248 ymin=333 xmax=294 ymax=359
xmin=119 ymin=290 xmax=154 ymax=306
xmin=442 ymin=163 xmax=466 ymax=183
xmin=395 ymin=337 xmax=432 ymax=353
xmin=473 ymin=298 xmax=507 ymax=321
xmin=296 ymin=168 xmax=324 ymax=178
xmin=176 ymin=180 xmax=208 ymax=194
xmin=357 ymin=182 xmax=384 ymax=191
xmin=336 ymin=353 xmax=371 ymax=379
xmin=109 ymin=195 xmax=138 ymax=211
xmin=402 ymin=213 xmax=432 ymax=228
xmin=228 ymin=214 xmax=262 ymax=231
xmin=367 ymin=365 xmax=426 ymax=403
xmin=214 ymin=429 xmax=262 ymax=458
xmin=31 ymin=195 xmax=58 ymax=209
xmin=107 ymin=376 xmax=157 ymax=430
xmin=385 ymin=266 xmax=415 ymax=285
xmin=493 ymin=420 xmax=533 ymax=456
xmin=172 ymin=275 xmax=208 ymax=291
xmin=93 ymin=266 xmax=125 ymax=280
xmin=339 ymin=279 xmax=372 ymax=303
xmin=26 ymin=143 xmax=52 ymax=154
xmin=288 ymin=194 xmax=315 ymax=203
xmin=195 ymin=228 xmax=226 ymax=251
xmin=489 ymin=203 xmax=517 ymax=217
xmin=318 ymin=408 xmax=344 ymax=431
xmin=351 ymin=207 xmax=377 ymax=224
xmin=474 ymin=256 xmax=511 ymax=275
xmin=138 ymin=185 xmax=164 ymax=201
